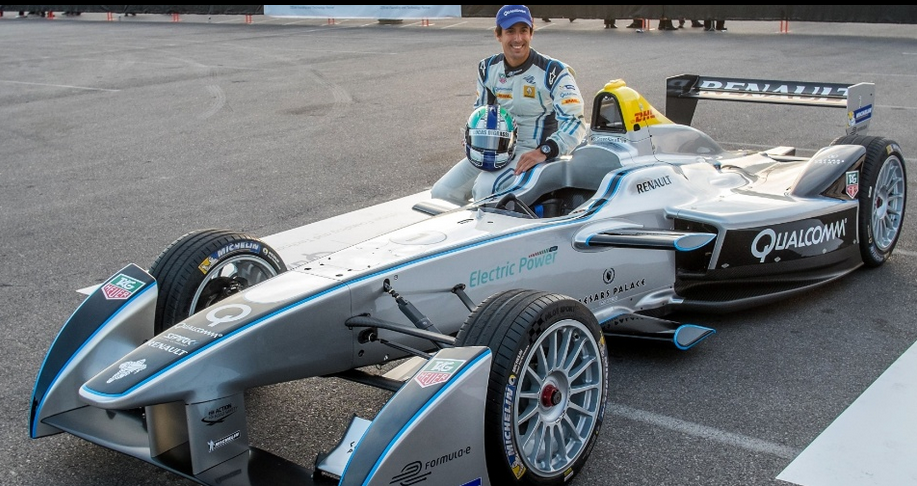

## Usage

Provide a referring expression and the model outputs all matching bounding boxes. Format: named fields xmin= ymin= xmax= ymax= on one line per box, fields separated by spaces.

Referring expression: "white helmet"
xmin=464 ymin=105 xmax=517 ymax=171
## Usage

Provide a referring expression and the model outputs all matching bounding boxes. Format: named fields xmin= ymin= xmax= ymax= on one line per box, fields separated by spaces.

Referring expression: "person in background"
xmin=431 ymin=5 xmax=587 ymax=205
xmin=677 ymin=18 xmax=705 ymax=28
xmin=704 ymin=19 xmax=727 ymax=31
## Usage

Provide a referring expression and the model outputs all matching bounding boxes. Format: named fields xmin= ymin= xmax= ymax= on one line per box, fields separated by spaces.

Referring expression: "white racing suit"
xmin=432 ymin=49 xmax=587 ymax=205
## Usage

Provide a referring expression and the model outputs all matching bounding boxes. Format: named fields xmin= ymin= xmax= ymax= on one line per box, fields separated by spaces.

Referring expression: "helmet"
xmin=464 ymin=105 xmax=517 ymax=171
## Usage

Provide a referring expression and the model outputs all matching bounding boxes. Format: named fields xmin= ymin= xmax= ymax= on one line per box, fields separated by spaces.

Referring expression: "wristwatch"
xmin=538 ymin=140 xmax=558 ymax=159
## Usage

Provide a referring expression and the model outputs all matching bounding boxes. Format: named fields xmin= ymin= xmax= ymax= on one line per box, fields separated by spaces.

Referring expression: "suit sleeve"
xmin=475 ymin=56 xmax=497 ymax=107
xmin=545 ymin=62 xmax=587 ymax=155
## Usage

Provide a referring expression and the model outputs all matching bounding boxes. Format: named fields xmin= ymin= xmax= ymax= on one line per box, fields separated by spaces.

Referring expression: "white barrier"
xmin=263 ymin=5 xmax=461 ymax=20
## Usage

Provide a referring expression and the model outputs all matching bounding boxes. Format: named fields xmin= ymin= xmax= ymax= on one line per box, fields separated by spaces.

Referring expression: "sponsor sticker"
xmin=502 ymin=374 xmax=526 ymax=479
xmin=101 ymin=273 xmax=145 ymax=300
xmin=634 ymin=109 xmax=656 ymax=123
xmin=106 ymin=359 xmax=147 ymax=383
xmin=603 ymin=268 xmax=615 ymax=284
xmin=469 ymin=128 xmax=512 ymax=138
xmin=198 ymin=241 xmax=262 ymax=274
xmin=390 ymin=461 xmax=430 ymax=485
xmin=208 ymin=430 xmax=241 ymax=452
xmin=523 ymin=85 xmax=535 ymax=98
xmin=414 ymin=358 xmax=465 ymax=388
xmin=203 ymin=403 xmax=238 ymax=426
xmin=468 ymin=246 xmax=558 ymax=288
xmin=849 ymin=104 xmax=872 ymax=126
xmin=845 ymin=171 xmax=859 ymax=199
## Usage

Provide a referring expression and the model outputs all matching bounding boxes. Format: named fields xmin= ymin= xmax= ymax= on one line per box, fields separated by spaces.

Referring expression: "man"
xmin=431 ymin=5 xmax=587 ymax=206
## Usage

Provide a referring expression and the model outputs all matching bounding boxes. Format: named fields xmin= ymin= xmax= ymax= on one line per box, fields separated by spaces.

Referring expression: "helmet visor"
xmin=467 ymin=128 xmax=514 ymax=152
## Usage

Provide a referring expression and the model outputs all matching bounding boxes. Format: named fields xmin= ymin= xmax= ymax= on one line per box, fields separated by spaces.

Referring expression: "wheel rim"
xmin=189 ymin=255 xmax=280 ymax=315
xmin=872 ymin=156 xmax=906 ymax=251
xmin=513 ymin=318 xmax=605 ymax=477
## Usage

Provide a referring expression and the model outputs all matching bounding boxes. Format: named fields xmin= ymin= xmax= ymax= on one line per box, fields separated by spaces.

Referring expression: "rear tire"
xmin=455 ymin=289 xmax=608 ymax=485
xmin=149 ymin=229 xmax=286 ymax=333
xmin=831 ymin=135 xmax=907 ymax=267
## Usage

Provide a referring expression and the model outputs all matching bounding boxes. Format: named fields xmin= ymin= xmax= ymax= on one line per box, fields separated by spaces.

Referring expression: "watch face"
xmin=541 ymin=145 xmax=551 ymax=154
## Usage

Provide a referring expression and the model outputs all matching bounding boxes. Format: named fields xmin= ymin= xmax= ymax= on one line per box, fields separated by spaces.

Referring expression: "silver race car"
xmin=29 ymin=74 xmax=906 ymax=486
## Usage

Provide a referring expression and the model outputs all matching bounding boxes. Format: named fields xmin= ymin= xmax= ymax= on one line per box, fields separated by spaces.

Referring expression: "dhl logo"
xmin=634 ymin=109 xmax=656 ymax=123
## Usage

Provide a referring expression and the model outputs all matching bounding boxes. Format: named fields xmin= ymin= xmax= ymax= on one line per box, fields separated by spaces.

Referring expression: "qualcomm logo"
xmin=206 ymin=304 xmax=252 ymax=328
xmin=751 ymin=218 xmax=847 ymax=263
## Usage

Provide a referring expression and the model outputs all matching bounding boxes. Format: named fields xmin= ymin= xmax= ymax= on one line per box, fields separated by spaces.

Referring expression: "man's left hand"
xmin=514 ymin=148 xmax=549 ymax=175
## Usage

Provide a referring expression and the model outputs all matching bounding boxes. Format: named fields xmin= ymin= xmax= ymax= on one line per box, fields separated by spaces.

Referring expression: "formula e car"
xmin=30 ymin=74 xmax=906 ymax=486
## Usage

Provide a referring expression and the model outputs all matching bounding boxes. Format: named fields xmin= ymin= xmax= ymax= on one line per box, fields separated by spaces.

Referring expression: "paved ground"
xmin=2 ymin=12 xmax=916 ymax=486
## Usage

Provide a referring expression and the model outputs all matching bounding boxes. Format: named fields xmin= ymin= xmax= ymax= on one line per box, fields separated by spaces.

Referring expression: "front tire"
xmin=455 ymin=289 xmax=608 ymax=485
xmin=831 ymin=135 xmax=907 ymax=267
xmin=149 ymin=229 xmax=286 ymax=333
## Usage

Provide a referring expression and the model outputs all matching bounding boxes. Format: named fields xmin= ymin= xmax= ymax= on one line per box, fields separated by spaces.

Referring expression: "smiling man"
xmin=431 ymin=4 xmax=587 ymax=206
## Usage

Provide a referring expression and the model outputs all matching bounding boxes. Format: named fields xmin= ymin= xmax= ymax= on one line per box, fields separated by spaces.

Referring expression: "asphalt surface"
xmin=2 ymin=12 xmax=916 ymax=486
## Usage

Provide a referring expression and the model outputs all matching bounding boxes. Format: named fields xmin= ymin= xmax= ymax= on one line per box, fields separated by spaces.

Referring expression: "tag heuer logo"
xmin=845 ymin=171 xmax=859 ymax=199
xmin=414 ymin=358 xmax=465 ymax=388
xmin=101 ymin=274 xmax=145 ymax=300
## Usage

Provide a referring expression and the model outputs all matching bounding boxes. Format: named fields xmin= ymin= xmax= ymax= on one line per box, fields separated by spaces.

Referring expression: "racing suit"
xmin=432 ymin=49 xmax=587 ymax=205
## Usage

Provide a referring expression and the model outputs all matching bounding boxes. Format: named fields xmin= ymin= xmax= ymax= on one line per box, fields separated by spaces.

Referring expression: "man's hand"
xmin=514 ymin=148 xmax=549 ymax=175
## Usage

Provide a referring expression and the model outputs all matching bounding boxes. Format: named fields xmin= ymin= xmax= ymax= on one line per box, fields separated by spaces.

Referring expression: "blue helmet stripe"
xmin=486 ymin=105 xmax=498 ymax=129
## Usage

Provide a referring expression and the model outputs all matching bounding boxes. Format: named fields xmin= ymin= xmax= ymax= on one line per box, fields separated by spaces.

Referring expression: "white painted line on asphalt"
xmin=777 ymin=339 xmax=917 ymax=486
xmin=894 ymin=248 xmax=917 ymax=257
xmin=0 ymin=79 xmax=120 ymax=92
xmin=609 ymin=403 xmax=801 ymax=459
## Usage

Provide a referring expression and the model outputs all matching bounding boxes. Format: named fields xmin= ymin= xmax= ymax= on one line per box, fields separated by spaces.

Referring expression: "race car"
xmin=29 ymin=74 xmax=906 ymax=486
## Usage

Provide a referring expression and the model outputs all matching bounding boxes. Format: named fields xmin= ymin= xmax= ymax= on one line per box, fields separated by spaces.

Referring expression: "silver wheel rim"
xmin=189 ymin=255 xmax=279 ymax=315
xmin=872 ymin=156 xmax=906 ymax=251
xmin=513 ymin=318 xmax=605 ymax=476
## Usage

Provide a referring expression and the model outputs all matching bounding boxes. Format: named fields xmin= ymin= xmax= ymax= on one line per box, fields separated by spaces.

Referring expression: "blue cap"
xmin=496 ymin=5 xmax=533 ymax=29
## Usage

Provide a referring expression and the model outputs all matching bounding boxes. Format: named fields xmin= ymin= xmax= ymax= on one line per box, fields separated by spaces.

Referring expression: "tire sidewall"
xmin=464 ymin=292 xmax=608 ymax=485
xmin=151 ymin=230 xmax=286 ymax=332
xmin=831 ymin=135 xmax=907 ymax=267
xmin=856 ymin=138 xmax=905 ymax=266
xmin=196 ymin=238 xmax=284 ymax=276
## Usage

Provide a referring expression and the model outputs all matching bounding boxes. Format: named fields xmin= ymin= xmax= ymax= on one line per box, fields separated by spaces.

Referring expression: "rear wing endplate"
xmin=665 ymin=74 xmax=874 ymax=135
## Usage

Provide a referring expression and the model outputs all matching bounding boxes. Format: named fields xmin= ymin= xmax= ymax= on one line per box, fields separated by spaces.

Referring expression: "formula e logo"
xmin=414 ymin=358 xmax=465 ymax=388
xmin=390 ymin=461 xmax=430 ymax=485
xmin=102 ymin=274 xmax=145 ymax=300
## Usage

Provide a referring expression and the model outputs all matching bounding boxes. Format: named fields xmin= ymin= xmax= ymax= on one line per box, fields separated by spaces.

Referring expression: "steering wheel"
xmin=495 ymin=193 xmax=539 ymax=218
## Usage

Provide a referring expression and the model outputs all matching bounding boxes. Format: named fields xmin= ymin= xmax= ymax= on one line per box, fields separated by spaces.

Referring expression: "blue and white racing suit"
xmin=431 ymin=49 xmax=587 ymax=205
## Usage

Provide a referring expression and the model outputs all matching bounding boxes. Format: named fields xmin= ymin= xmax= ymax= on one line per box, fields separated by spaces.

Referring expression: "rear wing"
xmin=665 ymin=74 xmax=874 ymax=136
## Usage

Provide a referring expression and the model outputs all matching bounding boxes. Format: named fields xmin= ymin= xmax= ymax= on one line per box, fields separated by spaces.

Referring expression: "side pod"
xmin=30 ymin=264 xmax=156 ymax=438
